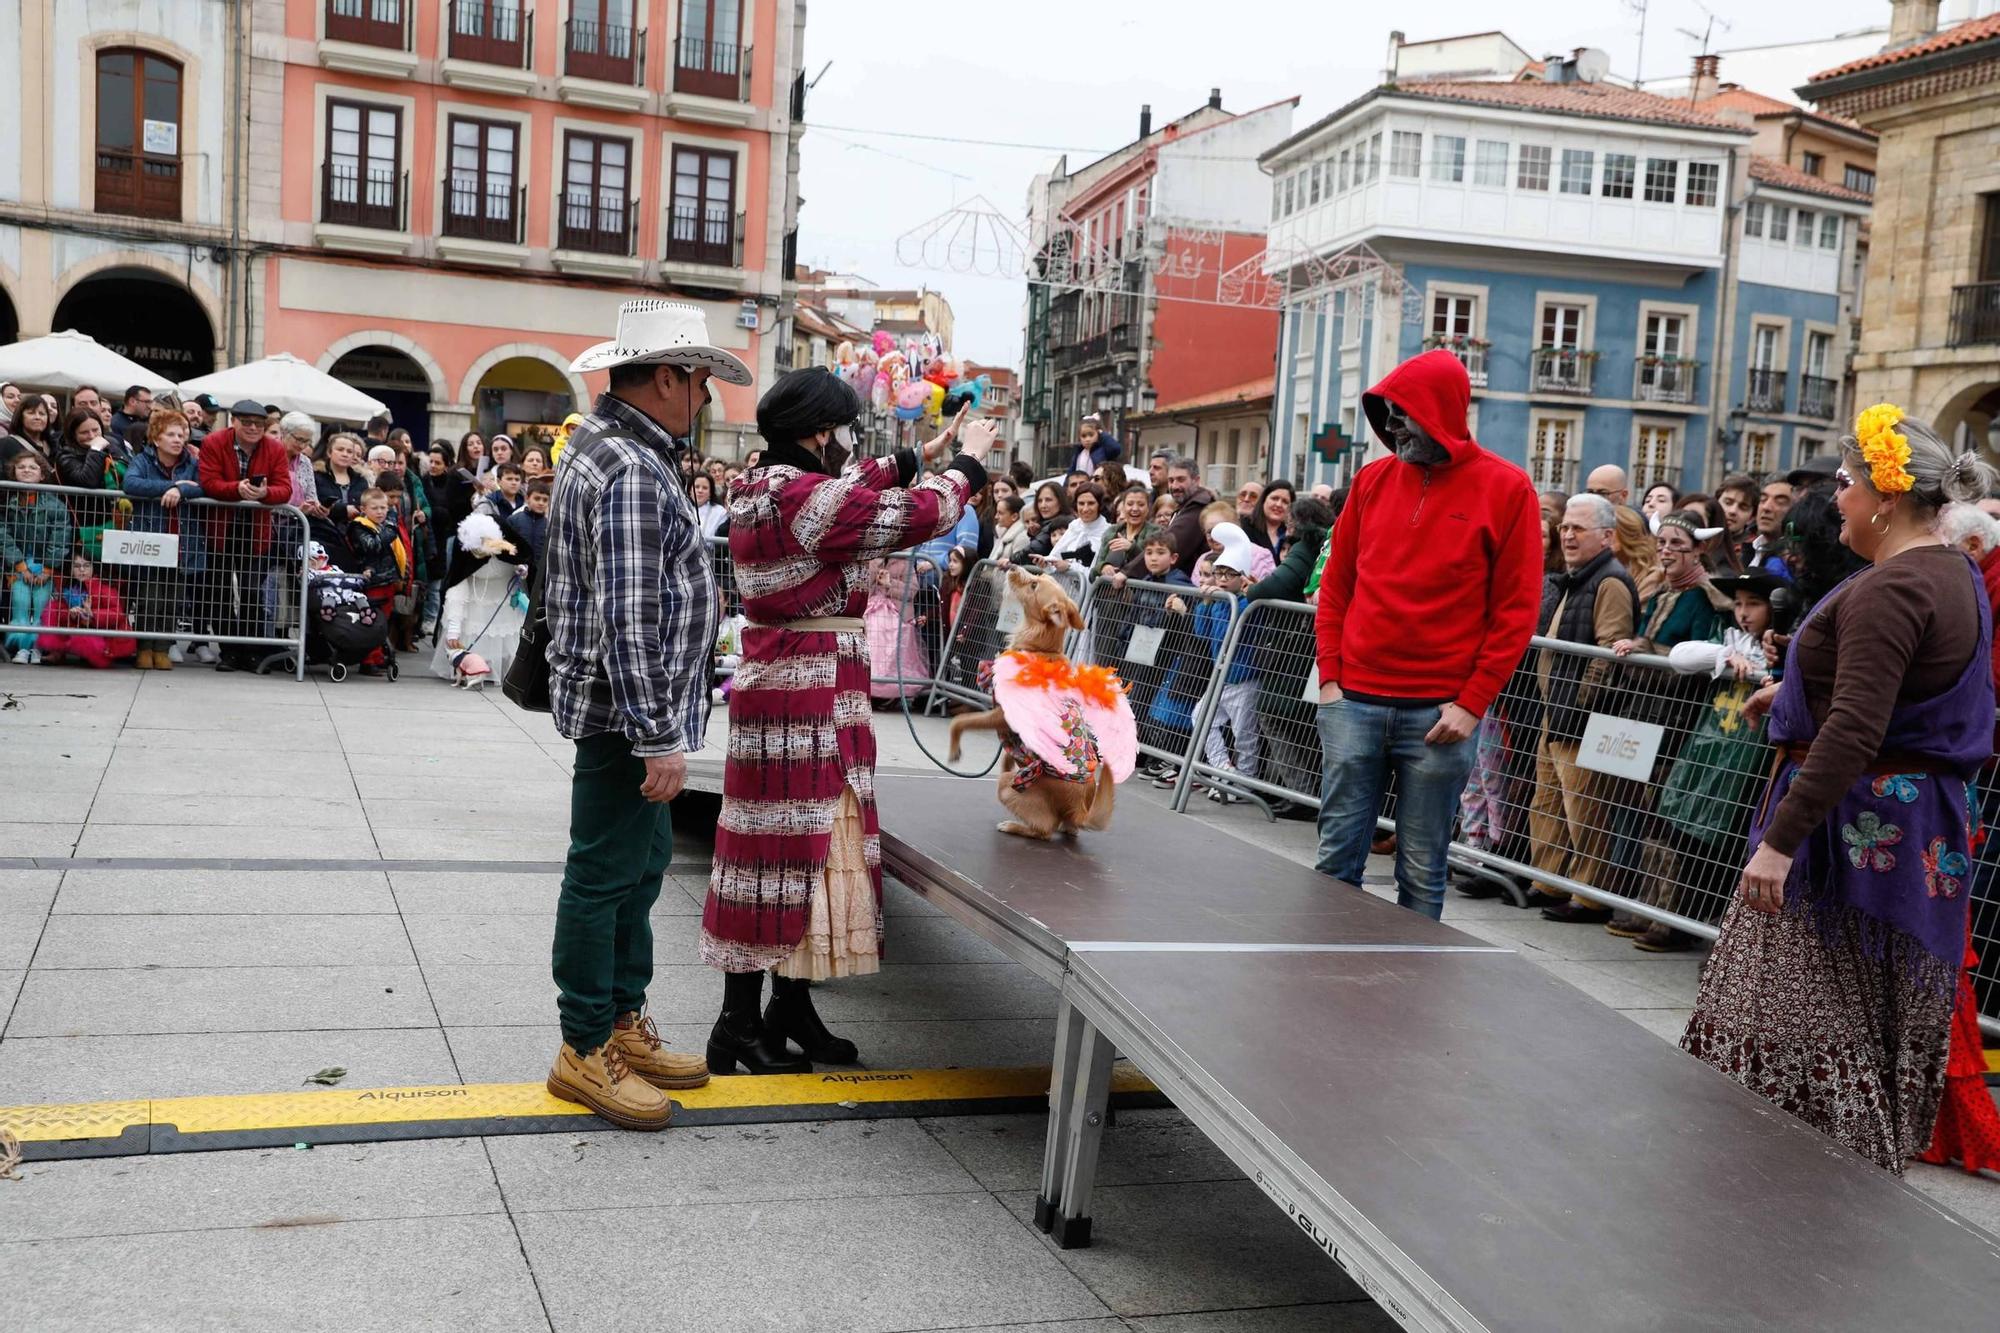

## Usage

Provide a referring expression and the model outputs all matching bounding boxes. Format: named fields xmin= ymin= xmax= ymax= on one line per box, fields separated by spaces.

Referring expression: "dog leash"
xmin=450 ymin=573 xmax=522 ymax=674
xmin=891 ymin=554 xmax=1002 ymax=779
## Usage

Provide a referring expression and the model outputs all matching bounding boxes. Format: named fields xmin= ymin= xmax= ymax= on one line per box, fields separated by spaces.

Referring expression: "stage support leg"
xmin=1036 ymin=998 xmax=1087 ymax=1233
xmin=1054 ymin=1013 xmax=1116 ymax=1249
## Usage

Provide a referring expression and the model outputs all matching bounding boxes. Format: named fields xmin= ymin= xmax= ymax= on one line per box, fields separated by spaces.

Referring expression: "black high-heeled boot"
xmin=707 ymin=970 xmax=811 ymax=1075
xmin=764 ymin=975 xmax=860 ymax=1065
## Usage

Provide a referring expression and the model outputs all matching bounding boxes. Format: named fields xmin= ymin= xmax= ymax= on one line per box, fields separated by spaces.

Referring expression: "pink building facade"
xmin=253 ymin=0 xmax=805 ymax=452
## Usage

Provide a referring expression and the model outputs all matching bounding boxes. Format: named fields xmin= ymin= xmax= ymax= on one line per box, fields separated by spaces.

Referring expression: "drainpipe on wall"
xmin=1709 ymin=147 xmax=1742 ymax=482
xmin=225 ymin=0 xmax=245 ymax=363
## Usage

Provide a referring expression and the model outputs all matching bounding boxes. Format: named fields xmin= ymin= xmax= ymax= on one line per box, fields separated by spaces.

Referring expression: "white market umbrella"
xmin=0 ymin=329 xmax=174 ymax=394
xmin=181 ymin=352 xmax=388 ymax=423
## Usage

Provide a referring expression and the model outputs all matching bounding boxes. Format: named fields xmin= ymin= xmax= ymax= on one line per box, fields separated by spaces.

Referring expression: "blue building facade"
xmin=1261 ymin=76 xmax=1868 ymax=497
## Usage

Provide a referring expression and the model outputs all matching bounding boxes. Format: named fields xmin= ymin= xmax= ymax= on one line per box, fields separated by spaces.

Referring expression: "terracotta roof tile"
xmin=1390 ymin=79 xmax=1747 ymax=130
xmin=1809 ymin=14 xmax=2000 ymax=82
xmin=1698 ymin=85 xmax=1797 ymax=117
xmin=1747 ymin=155 xmax=1874 ymax=204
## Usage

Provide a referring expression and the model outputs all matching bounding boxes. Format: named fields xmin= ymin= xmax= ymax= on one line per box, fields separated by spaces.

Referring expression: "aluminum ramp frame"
xmin=874 ymin=774 xmax=2000 ymax=1332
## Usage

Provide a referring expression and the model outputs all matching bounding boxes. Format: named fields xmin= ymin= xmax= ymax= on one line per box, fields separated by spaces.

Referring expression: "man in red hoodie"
xmin=1313 ymin=349 xmax=1542 ymax=917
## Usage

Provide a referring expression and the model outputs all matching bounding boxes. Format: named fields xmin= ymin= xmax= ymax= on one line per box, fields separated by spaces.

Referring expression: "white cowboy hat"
xmin=569 ymin=299 xmax=752 ymax=385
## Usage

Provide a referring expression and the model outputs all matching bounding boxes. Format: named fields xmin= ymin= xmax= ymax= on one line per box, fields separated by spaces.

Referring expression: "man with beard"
xmin=1162 ymin=456 xmax=1216 ymax=578
xmin=1312 ymin=348 xmax=1542 ymax=918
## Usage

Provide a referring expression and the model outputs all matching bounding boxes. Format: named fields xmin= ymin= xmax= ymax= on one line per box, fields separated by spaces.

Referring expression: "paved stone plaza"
xmin=1 ymin=667 xmax=1994 ymax=1330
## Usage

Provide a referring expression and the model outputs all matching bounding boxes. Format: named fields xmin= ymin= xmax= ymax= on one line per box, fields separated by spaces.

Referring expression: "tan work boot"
xmin=546 ymin=1041 xmax=673 ymax=1130
xmin=151 ymin=647 xmax=172 ymax=671
xmin=610 ymin=1011 xmax=711 ymax=1089
xmin=135 ymin=649 xmax=156 ymax=670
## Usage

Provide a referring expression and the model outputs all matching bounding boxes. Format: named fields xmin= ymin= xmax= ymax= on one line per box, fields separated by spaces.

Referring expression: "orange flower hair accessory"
xmin=1854 ymin=402 xmax=1912 ymax=495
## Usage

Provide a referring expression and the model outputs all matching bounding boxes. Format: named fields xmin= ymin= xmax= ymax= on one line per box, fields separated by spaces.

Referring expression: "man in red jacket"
xmin=1314 ymin=349 xmax=1542 ymax=917
xmin=198 ymin=398 xmax=296 ymax=671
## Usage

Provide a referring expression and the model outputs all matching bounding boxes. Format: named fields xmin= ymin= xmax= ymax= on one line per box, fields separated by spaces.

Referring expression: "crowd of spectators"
xmin=866 ymin=441 xmax=2000 ymax=982
xmin=1 ymin=384 xmax=568 ymax=680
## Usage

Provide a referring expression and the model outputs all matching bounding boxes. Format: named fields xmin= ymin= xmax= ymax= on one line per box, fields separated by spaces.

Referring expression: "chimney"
xmin=1385 ymin=29 xmax=1404 ymax=84
xmin=1208 ymin=88 xmax=1223 ymax=110
xmin=1690 ymin=53 xmax=1720 ymax=102
xmin=1888 ymin=0 xmax=1941 ymax=47
xmin=1138 ymin=104 xmax=1152 ymax=139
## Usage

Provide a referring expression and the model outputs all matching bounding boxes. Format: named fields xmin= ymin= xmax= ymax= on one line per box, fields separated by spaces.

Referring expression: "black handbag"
xmin=503 ymin=555 xmax=551 ymax=713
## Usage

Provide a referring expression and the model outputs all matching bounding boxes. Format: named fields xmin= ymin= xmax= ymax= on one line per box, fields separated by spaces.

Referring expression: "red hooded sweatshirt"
xmin=1315 ymin=349 xmax=1542 ymax=718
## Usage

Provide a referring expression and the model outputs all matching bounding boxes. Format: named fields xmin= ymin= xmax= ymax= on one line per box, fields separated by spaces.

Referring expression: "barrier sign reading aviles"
xmin=1577 ymin=711 xmax=1664 ymax=782
xmin=100 ymin=531 xmax=180 ymax=569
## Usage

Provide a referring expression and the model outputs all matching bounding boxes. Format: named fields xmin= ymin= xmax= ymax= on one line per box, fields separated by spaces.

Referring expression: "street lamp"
xmin=1716 ymin=406 xmax=1749 ymax=475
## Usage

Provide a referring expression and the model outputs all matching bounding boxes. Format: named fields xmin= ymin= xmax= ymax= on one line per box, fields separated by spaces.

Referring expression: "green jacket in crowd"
xmin=1 ymin=489 xmax=73 ymax=575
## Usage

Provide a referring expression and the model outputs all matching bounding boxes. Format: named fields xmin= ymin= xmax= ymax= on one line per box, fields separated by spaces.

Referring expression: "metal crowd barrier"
xmin=1072 ymin=573 xmax=1240 ymax=809
xmin=1178 ymin=598 xmax=1321 ymax=817
xmin=2 ymin=478 xmax=310 ymax=680
xmin=928 ymin=557 xmax=1093 ymax=710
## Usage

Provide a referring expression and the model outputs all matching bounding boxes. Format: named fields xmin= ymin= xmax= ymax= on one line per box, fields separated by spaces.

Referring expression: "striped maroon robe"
xmin=701 ymin=453 xmax=975 ymax=971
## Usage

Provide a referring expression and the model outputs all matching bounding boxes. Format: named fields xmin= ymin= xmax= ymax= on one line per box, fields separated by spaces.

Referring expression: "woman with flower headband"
xmin=1681 ymin=403 xmax=1996 ymax=1173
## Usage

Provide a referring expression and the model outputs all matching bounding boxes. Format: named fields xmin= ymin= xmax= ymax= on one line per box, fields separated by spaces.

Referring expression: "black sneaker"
xmin=1150 ymin=769 xmax=1181 ymax=789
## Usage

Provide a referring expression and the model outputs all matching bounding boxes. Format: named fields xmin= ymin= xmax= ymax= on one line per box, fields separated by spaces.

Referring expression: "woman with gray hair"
xmin=276 ymin=412 xmax=320 ymax=531
xmin=1682 ymin=405 xmax=1996 ymax=1173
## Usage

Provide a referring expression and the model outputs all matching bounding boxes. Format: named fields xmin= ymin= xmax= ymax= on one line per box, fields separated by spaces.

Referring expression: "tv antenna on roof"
xmin=1676 ymin=1 xmax=1733 ymax=65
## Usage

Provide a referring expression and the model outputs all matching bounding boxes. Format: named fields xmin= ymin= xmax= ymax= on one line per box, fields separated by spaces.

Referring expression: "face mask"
xmin=1387 ymin=407 xmax=1449 ymax=467
xmin=822 ymin=424 xmax=854 ymax=474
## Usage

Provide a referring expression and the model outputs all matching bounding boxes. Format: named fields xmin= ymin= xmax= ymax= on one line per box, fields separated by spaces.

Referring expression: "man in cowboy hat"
xmin=543 ymin=299 xmax=752 ymax=1129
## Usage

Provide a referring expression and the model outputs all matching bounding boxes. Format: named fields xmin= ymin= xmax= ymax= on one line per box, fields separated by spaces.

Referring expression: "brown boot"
xmin=546 ymin=1041 xmax=673 ymax=1130
xmin=151 ymin=646 xmax=172 ymax=671
xmin=610 ymin=1011 xmax=711 ymax=1089
xmin=134 ymin=649 xmax=155 ymax=670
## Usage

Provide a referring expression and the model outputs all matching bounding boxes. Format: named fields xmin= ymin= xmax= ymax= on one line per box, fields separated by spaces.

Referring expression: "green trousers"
xmin=553 ymin=731 xmax=673 ymax=1052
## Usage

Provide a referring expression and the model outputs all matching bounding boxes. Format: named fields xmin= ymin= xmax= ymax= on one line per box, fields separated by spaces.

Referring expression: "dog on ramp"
xmin=948 ymin=568 xmax=1137 ymax=840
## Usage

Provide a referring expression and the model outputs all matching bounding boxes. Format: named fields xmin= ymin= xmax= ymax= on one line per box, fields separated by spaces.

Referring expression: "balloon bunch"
xmin=833 ymin=331 xmax=990 ymax=429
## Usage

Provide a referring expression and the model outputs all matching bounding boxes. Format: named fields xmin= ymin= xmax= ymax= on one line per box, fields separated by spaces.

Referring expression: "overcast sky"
xmin=794 ymin=0 xmax=1893 ymax=367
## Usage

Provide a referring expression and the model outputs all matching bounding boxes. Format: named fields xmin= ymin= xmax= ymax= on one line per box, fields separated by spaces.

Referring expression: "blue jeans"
xmin=1315 ymin=698 xmax=1479 ymax=919
xmin=7 ymin=576 xmax=52 ymax=653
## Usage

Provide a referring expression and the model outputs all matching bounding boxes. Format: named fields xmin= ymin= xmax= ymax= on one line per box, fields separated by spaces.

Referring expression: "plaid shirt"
xmin=545 ymin=394 xmax=716 ymax=757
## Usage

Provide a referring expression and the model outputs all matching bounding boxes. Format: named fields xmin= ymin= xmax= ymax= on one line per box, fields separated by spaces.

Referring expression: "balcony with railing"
xmin=560 ymin=18 xmax=646 ymax=109
xmin=1422 ymin=335 xmax=1488 ymax=388
xmin=1949 ymin=281 xmax=2000 ymax=347
xmin=559 ymin=191 xmax=636 ymax=256
xmin=1798 ymin=374 xmax=1838 ymax=420
xmin=443 ymin=2 xmax=535 ymax=92
xmin=438 ymin=177 xmax=527 ymax=265
xmin=1633 ymin=357 xmax=1699 ymax=405
xmin=554 ymin=188 xmax=644 ymax=279
xmin=1745 ymin=368 xmax=1787 ymax=414
xmin=666 ymin=203 xmax=739 ymax=272
xmin=321 ymin=0 xmax=417 ymax=77
xmin=668 ymin=37 xmax=755 ymax=124
xmin=316 ymin=161 xmax=410 ymax=255
xmin=1108 ymin=322 xmax=1139 ymax=357
xmin=1529 ymin=347 xmax=1595 ymax=396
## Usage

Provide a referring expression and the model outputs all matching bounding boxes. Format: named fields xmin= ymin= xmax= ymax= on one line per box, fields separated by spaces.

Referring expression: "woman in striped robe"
xmin=703 ymin=369 xmax=998 ymax=1073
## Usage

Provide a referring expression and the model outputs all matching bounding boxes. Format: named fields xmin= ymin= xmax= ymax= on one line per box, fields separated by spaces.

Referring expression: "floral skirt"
xmin=1681 ymin=896 xmax=1953 ymax=1173
xmin=773 ymin=787 xmax=881 ymax=981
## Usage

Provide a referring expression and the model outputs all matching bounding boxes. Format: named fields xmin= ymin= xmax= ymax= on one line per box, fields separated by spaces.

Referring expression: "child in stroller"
xmin=305 ymin=543 xmax=394 ymax=681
